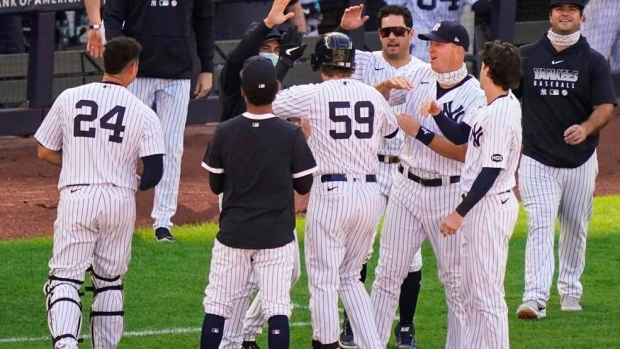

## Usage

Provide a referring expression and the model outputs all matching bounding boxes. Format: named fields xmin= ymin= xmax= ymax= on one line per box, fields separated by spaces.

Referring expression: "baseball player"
xmin=371 ymin=21 xmax=486 ymax=349
xmin=515 ymin=0 xmax=617 ymax=319
xmin=580 ymin=0 xmax=620 ymax=70
xmin=273 ymin=32 xmax=400 ymax=349
xmin=103 ymin=0 xmax=214 ymax=242
xmin=201 ymin=55 xmax=317 ymax=349
xmin=35 ymin=37 xmax=166 ymax=349
xmin=336 ymin=4 xmax=424 ymax=349
xmin=382 ymin=0 xmax=481 ymax=61
xmin=405 ymin=40 xmax=523 ymax=349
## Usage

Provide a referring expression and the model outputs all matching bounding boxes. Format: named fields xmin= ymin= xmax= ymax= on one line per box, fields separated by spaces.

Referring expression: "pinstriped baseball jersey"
xmin=383 ymin=0 xmax=479 ymax=61
xmin=393 ymin=65 xmax=486 ymax=176
xmin=35 ymin=82 xmax=166 ymax=191
xmin=273 ymin=79 xmax=399 ymax=175
xmin=352 ymin=50 xmax=425 ymax=156
xmin=460 ymin=92 xmax=522 ymax=194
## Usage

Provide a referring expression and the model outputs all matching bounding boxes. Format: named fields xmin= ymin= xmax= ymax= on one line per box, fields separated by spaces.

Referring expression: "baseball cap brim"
xmin=418 ymin=33 xmax=451 ymax=43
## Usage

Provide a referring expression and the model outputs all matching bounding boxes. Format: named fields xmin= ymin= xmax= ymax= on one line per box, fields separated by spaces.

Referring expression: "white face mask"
xmin=258 ymin=52 xmax=279 ymax=66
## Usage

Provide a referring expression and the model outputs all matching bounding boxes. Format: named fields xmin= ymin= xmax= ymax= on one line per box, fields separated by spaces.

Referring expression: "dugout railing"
xmin=1 ymin=0 xmax=618 ymax=137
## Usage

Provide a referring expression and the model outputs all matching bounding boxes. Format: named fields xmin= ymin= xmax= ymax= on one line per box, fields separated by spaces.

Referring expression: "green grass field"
xmin=1 ymin=196 xmax=619 ymax=348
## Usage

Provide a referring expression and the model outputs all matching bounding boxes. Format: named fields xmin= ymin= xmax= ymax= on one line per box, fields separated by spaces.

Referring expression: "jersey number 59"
xmin=329 ymin=101 xmax=374 ymax=140
xmin=73 ymin=99 xmax=126 ymax=143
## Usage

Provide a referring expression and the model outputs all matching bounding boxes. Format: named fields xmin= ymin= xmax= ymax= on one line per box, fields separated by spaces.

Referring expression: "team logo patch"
xmin=491 ymin=154 xmax=503 ymax=162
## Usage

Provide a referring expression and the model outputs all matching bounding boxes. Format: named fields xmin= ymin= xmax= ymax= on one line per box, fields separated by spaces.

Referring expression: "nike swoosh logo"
xmin=327 ymin=186 xmax=338 ymax=191
xmin=501 ymin=198 xmax=509 ymax=204
xmin=71 ymin=188 xmax=80 ymax=193
xmin=421 ymin=81 xmax=430 ymax=84
xmin=374 ymin=67 xmax=384 ymax=71
xmin=285 ymin=47 xmax=299 ymax=56
xmin=551 ymin=60 xmax=564 ymax=65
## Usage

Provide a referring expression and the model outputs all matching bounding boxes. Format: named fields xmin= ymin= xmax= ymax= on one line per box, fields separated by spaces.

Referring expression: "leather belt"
xmin=378 ymin=154 xmax=400 ymax=164
xmin=321 ymin=174 xmax=377 ymax=183
xmin=398 ymin=165 xmax=460 ymax=187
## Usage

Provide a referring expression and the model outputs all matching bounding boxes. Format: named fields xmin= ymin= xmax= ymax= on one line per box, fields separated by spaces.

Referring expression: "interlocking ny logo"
xmin=442 ymin=101 xmax=465 ymax=121
xmin=471 ymin=124 xmax=484 ymax=147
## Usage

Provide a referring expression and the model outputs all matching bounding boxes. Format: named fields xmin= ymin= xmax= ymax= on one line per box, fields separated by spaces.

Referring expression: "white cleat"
xmin=561 ymin=296 xmax=582 ymax=311
xmin=516 ymin=300 xmax=547 ymax=319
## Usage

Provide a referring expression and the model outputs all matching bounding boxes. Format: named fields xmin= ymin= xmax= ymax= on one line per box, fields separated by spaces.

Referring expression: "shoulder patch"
xmin=491 ymin=154 xmax=504 ymax=162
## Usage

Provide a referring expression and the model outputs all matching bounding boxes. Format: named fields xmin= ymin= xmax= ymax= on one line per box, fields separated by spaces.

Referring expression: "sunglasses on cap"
xmin=378 ymin=26 xmax=411 ymax=38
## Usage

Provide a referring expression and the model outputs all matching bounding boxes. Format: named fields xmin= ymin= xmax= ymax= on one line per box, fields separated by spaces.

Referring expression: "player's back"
xmin=273 ymin=78 xmax=398 ymax=176
xmin=53 ymin=83 xmax=160 ymax=190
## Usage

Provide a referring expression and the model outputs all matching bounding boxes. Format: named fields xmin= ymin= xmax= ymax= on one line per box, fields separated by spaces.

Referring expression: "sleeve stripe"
xmin=201 ymin=162 xmax=224 ymax=174
xmin=292 ymin=166 xmax=318 ymax=179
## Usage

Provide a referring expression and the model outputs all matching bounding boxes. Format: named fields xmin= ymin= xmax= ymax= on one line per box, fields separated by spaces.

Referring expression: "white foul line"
xmin=0 ymin=323 xmax=311 ymax=344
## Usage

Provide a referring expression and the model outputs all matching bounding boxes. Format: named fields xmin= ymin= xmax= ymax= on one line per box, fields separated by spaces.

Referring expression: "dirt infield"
xmin=1 ymin=103 xmax=619 ymax=240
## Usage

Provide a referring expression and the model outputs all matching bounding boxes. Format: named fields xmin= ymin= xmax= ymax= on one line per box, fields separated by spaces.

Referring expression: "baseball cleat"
xmin=338 ymin=318 xmax=357 ymax=348
xmin=560 ymin=296 xmax=582 ymax=311
xmin=155 ymin=227 xmax=175 ymax=242
xmin=241 ymin=341 xmax=261 ymax=349
xmin=516 ymin=300 xmax=547 ymax=319
xmin=394 ymin=322 xmax=418 ymax=349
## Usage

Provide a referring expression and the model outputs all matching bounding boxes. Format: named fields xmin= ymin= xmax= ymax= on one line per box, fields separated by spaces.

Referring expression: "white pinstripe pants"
xmin=49 ymin=185 xmax=136 ymax=280
xmin=129 ymin=77 xmax=191 ymax=229
xmin=371 ymin=170 xmax=464 ymax=349
xmin=305 ymin=178 xmax=383 ymax=349
xmin=461 ymin=191 xmax=518 ymax=349
xmin=369 ymin=162 xmax=423 ymax=272
xmin=203 ymin=240 xmax=295 ymax=320
xmin=519 ymin=153 xmax=598 ymax=304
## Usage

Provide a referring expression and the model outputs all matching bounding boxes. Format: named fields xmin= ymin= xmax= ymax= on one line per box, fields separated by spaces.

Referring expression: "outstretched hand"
xmin=420 ymin=100 xmax=441 ymax=117
xmin=341 ymin=5 xmax=369 ymax=31
xmin=265 ymin=0 xmax=295 ymax=28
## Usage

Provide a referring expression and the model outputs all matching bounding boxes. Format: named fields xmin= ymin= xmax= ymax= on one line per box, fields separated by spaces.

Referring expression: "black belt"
xmin=378 ymin=154 xmax=400 ymax=164
xmin=321 ymin=174 xmax=377 ymax=183
xmin=398 ymin=165 xmax=460 ymax=187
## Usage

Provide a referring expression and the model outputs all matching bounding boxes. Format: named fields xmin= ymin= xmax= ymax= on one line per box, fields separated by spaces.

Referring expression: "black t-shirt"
xmin=517 ymin=34 xmax=617 ymax=168
xmin=203 ymin=112 xmax=317 ymax=249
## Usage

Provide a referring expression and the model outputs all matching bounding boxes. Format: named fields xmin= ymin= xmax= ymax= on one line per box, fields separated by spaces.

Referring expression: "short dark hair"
xmin=242 ymin=83 xmax=279 ymax=106
xmin=377 ymin=5 xmax=413 ymax=29
xmin=320 ymin=65 xmax=353 ymax=78
xmin=479 ymin=40 xmax=523 ymax=90
xmin=103 ymin=37 xmax=141 ymax=75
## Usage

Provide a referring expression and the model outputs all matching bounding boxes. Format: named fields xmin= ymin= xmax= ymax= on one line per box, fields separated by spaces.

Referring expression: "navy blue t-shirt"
xmin=516 ymin=34 xmax=617 ymax=168
xmin=203 ymin=112 xmax=317 ymax=249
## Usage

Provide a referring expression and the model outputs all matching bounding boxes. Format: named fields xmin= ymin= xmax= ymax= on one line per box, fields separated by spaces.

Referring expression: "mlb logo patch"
xmin=272 ymin=329 xmax=281 ymax=335
xmin=211 ymin=328 xmax=220 ymax=334
xmin=252 ymin=122 xmax=260 ymax=128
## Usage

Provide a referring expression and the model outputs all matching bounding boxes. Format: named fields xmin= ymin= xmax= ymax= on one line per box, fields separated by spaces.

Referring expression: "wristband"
xmin=415 ymin=126 xmax=435 ymax=146
xmin=89 ymin=24 xmax=102 ymax=30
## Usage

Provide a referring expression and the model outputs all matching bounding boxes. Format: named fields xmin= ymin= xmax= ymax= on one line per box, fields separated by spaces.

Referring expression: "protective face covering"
xmin=258 ymin=52 xmax=279 ymax=66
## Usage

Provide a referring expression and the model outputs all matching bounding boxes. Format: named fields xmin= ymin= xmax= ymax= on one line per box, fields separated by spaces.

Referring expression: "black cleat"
xmin=338 ymin=317 xmax=357 ymax=348
xmin=154 ymin=227 xmax=175 ymax=242
xmin=394 ymin=322 xmax=418 ymax=349
xmin=241 ymin=341 xmax=261 ymax=349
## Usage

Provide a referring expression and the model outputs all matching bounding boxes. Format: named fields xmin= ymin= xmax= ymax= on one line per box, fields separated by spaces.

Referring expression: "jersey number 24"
xmin=73 ymin=99 xmax=126 ymax=143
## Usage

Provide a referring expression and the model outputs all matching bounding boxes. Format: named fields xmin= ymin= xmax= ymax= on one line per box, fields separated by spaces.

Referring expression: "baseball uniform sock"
xmin=267 ymin=315 xmax=290 ymax=349
xmin=342 ymin=263 xmax=368 ymax=323
xmin=399 ymin=270 xmax=422 ymax=325
xmin=200 ymin=313 xmax=225 ymax=349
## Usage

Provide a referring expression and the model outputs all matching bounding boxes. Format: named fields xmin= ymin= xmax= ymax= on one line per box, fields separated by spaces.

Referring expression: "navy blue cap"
xmin=550 ymin=0 xmax=584 ymax=9
xmin=418 ymin=21 xmax=470 ymax=51
xmin=241 ymin=56 xmax=278 ymax=92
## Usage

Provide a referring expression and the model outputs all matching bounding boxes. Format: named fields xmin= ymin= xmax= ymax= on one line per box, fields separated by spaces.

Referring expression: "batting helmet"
xmin=310 ymin=32 xmax=355 ymax=72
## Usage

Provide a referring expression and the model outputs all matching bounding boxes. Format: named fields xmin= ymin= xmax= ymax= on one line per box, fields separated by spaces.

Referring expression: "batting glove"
xmin=278 ymin=26 xmax=307 ymax=68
